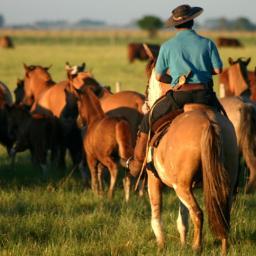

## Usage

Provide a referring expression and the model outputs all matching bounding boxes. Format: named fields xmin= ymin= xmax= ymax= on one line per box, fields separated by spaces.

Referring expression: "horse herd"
xmin=0 ymin=45 xmax=256 ymax=255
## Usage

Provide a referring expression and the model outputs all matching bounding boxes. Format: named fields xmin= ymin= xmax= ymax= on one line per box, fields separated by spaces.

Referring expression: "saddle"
xmin=149 ymin=109 xmax=183 ymax=147
xmin=149 ymin=103 xmax=214 ymax=148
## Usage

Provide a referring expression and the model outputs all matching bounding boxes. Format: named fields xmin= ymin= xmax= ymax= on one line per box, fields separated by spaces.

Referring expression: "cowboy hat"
xmin=166 ymin=4 xmax=203 ymax=27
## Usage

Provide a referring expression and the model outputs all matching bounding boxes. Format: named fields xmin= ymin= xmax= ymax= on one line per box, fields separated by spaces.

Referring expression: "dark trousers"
xmin=140 ymin=89 xmax=218 ymax=134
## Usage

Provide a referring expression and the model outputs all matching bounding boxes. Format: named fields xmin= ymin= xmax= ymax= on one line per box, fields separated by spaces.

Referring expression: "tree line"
xmin=0 ymin=14 xmax=255 ymax=33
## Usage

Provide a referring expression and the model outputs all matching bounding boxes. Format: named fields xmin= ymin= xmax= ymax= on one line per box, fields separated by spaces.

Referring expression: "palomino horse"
xmin=141 ymin=51 xmax=238 ymax=255
xmin=71 ymin=85 xmax=133 ymax=201
xmin=219 ymin=57 xmax=256 ymax=193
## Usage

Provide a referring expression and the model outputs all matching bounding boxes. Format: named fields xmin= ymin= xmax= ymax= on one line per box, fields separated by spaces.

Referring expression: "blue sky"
xmin=1 ymin=0 xmax=255 ymax=25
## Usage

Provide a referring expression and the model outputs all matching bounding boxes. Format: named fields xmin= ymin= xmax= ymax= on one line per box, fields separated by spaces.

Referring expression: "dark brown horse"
xmin=0 ymin=81 xmax=14 ymax=154
xmin=73 ymin=85 xmax=134 ymax=200
xmin=139 ymin=47 xmax=238 ymax=255
xmin=6 ymin=105 xmax=62 ymax=172
xmin=216 ymin=37 xmax=242 ymax=48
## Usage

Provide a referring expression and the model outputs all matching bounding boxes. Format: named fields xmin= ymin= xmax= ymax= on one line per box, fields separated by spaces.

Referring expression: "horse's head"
xmin=14 ymin=79 xmax=24 ymax=105
xmin=227 ymin=57 xmax=251 ymax=96
xmin=23 ymin=64 xmax=52 ymax=106
xmin=66 ymin=67 xmax=106 ymax=98
xmin=65 ymin=62 xmax=86 ymax=78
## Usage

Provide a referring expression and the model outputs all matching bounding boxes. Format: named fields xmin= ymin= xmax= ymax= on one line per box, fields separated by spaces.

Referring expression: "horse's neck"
xmin=147 ymin=68 xmax=162 ymax=108
xmin=99 ymin=87 xmax=112 ymax=100
xmin=32 ymin=77 xmax=54 ymax=100
xmin=80 ymin=91 xmax=105 ymax=125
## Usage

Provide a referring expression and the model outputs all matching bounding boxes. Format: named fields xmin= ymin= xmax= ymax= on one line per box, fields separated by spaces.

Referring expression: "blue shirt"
xmin=155 ymin=29 xmax=223 ymax=86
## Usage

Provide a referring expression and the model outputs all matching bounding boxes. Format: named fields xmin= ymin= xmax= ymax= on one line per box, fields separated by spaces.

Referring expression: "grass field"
xmin=0 ymin=29 xmax=256 ymax=255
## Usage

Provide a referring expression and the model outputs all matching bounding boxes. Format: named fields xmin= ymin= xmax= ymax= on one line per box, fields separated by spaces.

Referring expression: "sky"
xmin=0 ymin=0 xmax=255 ymax=25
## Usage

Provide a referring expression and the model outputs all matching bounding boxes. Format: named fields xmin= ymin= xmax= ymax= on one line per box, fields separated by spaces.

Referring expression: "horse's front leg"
xmin=147 ymin=169 xmax=164 ymax=248
xmin=176 ymin=200 xmax=189 ymax=246
xmin=123 ymin=171 xmax=131 ymax=202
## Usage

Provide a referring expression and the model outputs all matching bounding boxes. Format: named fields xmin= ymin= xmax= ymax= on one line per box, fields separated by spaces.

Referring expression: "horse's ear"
xmin=245 ymin=57 xmax=251 ymax=66
xmin=80 ymin=62 xmax=86 ymax=71
xmin=45 ymin=65 xmax=52 ymax=71
xmin=65 ymin=62 xmax=72 ymax=70
xmin=228 ymin=57 xmax=234 ymax=65
xmin=143 ymin=43 xmax=155 ymax=60
xmin=23 ymin=63 xmax=29 ymax=72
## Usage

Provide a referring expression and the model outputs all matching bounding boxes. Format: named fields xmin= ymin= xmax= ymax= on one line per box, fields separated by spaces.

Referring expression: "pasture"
xmin=0 ymin=29 xmax=256 ymax=255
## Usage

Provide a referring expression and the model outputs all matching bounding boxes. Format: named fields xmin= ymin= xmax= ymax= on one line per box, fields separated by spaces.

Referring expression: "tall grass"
xmin=0 ymin=30 xmax=255 ymax=255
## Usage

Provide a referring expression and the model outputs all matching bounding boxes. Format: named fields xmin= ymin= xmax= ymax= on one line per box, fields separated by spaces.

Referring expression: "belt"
xmin=171 ymin=83 xmax=206 ymax=91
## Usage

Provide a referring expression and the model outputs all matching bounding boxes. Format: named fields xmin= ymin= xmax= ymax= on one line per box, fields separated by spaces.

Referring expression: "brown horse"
xmin=139 ymin=48 xmax=238 ymax=255
xmin=23 ymin=64 xmax=55 ymax=107
xmin=219 ymin=57 xmax=256 ymax=193
xmin=72 ymin=85 xmax=134 ymax=200
xmin=219 ymin=57 xmax=251 ymax=98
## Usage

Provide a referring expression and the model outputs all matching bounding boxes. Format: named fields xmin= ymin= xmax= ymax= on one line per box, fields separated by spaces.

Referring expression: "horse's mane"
xmin=79 ymin=87 xmax=105 ymax=119
xmin=82 ymin=76 xmax=107 ymax=97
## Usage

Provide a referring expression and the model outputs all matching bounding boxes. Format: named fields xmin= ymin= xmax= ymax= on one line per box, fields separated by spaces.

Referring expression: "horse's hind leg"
xmin=177 ymin=200 xmax=189 ymax=246
xmin=147 ymin=170 xmax=165 ymax=248
xmin=102 ymin=157 xmax=118 ymax=199
xmin=97 ymin=163 xmax=105 ymax=196
xmin=87 ymin=154 xmax=99 ymax=195
xmin=175 ymin=186 xmax=203 ymax=252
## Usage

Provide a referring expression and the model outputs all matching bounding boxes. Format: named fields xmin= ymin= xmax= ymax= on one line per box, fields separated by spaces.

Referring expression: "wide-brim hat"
xmin=166 ymin=4 xmax=203 ymax=27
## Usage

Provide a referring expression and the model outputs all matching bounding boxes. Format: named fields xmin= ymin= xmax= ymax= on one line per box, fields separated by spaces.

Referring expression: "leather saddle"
xmin=149 ymin=103 xmax=212 ymax=148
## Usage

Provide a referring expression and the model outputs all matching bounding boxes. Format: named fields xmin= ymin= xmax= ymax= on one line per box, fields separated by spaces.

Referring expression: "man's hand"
xmin=212 ymin=67 xmax=223 ymax=75
xmin=156 ymin=73 xmax=172 ymax=84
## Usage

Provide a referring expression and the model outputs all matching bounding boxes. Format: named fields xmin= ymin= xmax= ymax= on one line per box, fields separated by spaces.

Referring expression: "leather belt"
xmin=171 ymin=83 xmax=206 ymax=91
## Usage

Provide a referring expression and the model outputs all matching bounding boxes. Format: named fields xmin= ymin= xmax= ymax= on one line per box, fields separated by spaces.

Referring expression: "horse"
xmin=216 ymin=37 xmax=242 ymax=48
xmin=70 ymin=83 xmax=134 ymax=200
xmin=20 ymin=63 xmax=85 ymax=167
xmin=219 ymin=57 xmax=256 ymax=193
xmin=6 ymin=105 xmax=62 ymax=172
xmin=219 ymin=57 xmax=251 ymax=98
xmin=0 ymin=36 xmax=14 ymax=48
xmin=23 ymin=64 xmax=55 ymax=107
xmin=138 ymin=47 xmax=238 ymax=255
xmin=0 ymin=81 xmax=14 ymax=154
xmin=73 ymin=74 xmax=145 ymax=144
xmin=127 ymin=43 xmax=160 ymax=63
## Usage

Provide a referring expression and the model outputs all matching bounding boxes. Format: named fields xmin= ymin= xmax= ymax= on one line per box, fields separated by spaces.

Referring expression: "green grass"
xmin=0 ymin=30 xmax=256 ymax=255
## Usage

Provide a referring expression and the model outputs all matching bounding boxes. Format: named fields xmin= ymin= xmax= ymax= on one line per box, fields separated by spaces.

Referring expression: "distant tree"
xmin=137 ymin=15 xmax=163 ymax=38
xmin=0 ymin=15 xmax=5 ymax=27
xmin=234 ymin=17 xmax=255 ymax=31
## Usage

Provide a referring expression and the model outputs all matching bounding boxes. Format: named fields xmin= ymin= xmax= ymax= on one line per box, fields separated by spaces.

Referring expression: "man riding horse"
xmin=127 ymin=4 xmax=224 ymax=175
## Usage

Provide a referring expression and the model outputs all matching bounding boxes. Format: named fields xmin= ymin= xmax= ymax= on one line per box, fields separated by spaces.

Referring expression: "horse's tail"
xmin=115 ymin=119 xmax=134 ymax=167
xmin=239 ymin=103 xmax=256 ymax=193
xmin=201 ymin=118 xmax=230 ymax=239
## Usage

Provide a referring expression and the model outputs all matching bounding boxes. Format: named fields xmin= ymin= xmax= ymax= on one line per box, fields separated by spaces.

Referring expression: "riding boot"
xmin=128 ymin=132 xmax=148 ymax=177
